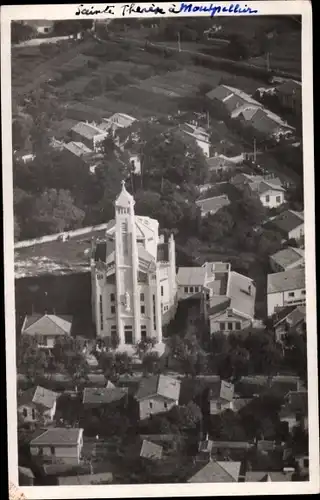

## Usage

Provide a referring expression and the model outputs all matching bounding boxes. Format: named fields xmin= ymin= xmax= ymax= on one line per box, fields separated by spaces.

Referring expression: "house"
xmin=195 ymin=194 xmax=230 ymax=217
xmin=24 ymin=20 xmax=54 ymax=35
xmin=30 ymin=428 xmax=84 ymax=465
xmin=70 ymin=122 xmax=109 ymax=152
xmin=18 ymin=386 xmax=59 ymax=424
xmin=206 ymin=153 xmax=243 ymax=174
xmin=270 ymin=247 xmax=304 ymax=273
xmin=135 ymin=374 xmax=181 ymax=420
xmin=276 ymin=80 xmax=302 ymax=115
xmin=63 ymin=141 xmax=93 ymax=160
xmin=18 ymin=466 xmax=35 ymax=486
xmin=57 ymin=472 xmax=113 ymax=485
xmin=206 ymin=85 xmax=262 ymax=116
xmin=233 ymin=105 xmax=294 ymax=139
xmin=273 ymin=305 xmax=306 ymax=343
xmin=181 ymin=123 xmax=211 ymax=157
xmin=176 ymin=266 xmax=207 ymax=301
xmin=279 ymin=390 xmax=308 ymax=433
xmin=265 ymin=210 xmax=304 ymax=242
xmin=140 ymin=439 xmax=163 ymax=460
xmin=231 ymin=173 xmax=285 ymax=208
xmin=188 ymin=460 xmax=241 ymax=483
xmin=209 ymin=380 xmax=235 ymax=415
xmin=245 ymin=470 xmax=294 ymax=482
xmin=267 ymin=268 xmax=306 ymax=316
xmin=209 ymin=271 xmax=256 ymax=334
xmin=21 ymin=313 xmax=73 ymax=348
xmin=247 ymin=178 xmax=285 ymax=209
xmin=177 ymin=262 xmax=255 ymax=334
xmin=82 ymin=386 xmax=128 ymax=410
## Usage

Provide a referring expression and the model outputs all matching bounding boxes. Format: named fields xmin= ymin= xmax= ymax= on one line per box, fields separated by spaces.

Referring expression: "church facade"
xmin=90 ymin=182 xmax=177 ymax=346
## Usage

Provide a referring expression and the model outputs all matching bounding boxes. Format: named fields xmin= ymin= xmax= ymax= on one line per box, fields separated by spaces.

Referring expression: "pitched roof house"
xmin=279 ymin=389 xmax=308 ymax=432
xmin=140 ymin=439 xmax=163 ymax=460
xmin=267 ymin=268 xmax=306 ymax=316
xmin=21 ymin=313 xmax=73 ymax=348
xmin=232 ymin=173 xmax=285 ymax=208
xmin=18 ymin=386 xmax=60 ymax=424
xmin=188 ymin=460 xmax=241 ymax=483
xmin=245 ymin=470 xmax=294 ymax=482
xmin=270 ymin=247 xmax=304 ymax=273
xmin=82 ymin=386 xmax=128 ymax=408
xmin=195 ymin=194 xmax=230 ymax=217
xmin=265 ymin=210 xmax=304 ymax=241
xmin=30 ymin=428 xmax=84 ymax=465
xmin=135 ymin=374 xmax=181 ymax=420
xmin=209 ymin=380 xmax=235 ymax=415
xmin=273 ymin=305 xmax=306 ymax=342
xmin=206 ymin=85 xmax=261 ymax=115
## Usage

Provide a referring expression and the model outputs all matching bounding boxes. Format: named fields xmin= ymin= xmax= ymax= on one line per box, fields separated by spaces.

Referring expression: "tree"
xmin=218 ymin=347 xmax=250 ymax=383
xmin=34 ymin=189 xmax=85 ymax=234
xmin=167 ymin=402 xmax=202 ymax=429
xmin=53 ymin=20 xmax=93 ymax=36
xmin=142 ymin=352 xmax=161 ymax=375
xmin=283 ymin=331 xmax=307 ymax=383
xmin=11 ymin=21 xmax=35 ymax=44
xmin=16 ymin=336 xmax=49 ymax=383
xmin=135 ymin=337 xmax=157 ymax=358
xmin=224 ymin=34 xmax=250 ymax=60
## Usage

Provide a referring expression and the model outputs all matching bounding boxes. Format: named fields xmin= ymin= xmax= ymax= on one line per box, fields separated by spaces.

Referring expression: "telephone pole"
xmin=253 ymin=138 xmax=257 ymax=163
xmin=177 ymin=31 xmax=181 ymax=52
xmin=266 ymin=52 xmax=270 ymax=72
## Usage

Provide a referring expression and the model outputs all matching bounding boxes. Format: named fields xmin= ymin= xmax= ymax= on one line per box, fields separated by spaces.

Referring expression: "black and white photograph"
xmin=2 ymin=1 xmax=318 ymax=497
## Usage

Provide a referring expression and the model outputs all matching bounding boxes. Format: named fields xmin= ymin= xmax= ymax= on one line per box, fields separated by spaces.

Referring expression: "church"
xmin=90 ymin=182 xmax=177 ymax=346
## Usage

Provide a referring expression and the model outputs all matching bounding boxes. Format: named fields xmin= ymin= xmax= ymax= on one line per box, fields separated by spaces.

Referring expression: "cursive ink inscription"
xmin=121 ymin=3 xmax=166 ymax=16
xmin=75 ymin=2 xmax=258 ymax=18
xmin=75 ymin=4 xmax=115 ymax=16
xmin=171 ymin=3 xmax=258 ymax=17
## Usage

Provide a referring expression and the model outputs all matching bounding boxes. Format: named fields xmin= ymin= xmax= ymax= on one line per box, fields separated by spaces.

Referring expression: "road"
xmin=13 ymin=35 xmax=71 ymax=48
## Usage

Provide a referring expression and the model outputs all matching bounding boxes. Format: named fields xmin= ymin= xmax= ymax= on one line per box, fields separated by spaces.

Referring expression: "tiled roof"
xmin=32 ymin=386 xmax=59 ymax=409
xmin=135 ymin=375 xmax=181 ymax=402
xmin=82 ymin=387 xmax=128 ymax=405
xmin=211 ymin=441 xmax=251 ymax=450
xmin=267 ymin=268 xmax=305 ymax=294
xmin=270 ymin=247 xmax=304 ymax=270
xmin=22 ymin=314 xmax=73 ymax=336
xmin=140 ymin=439 xmax=163 ymax=460
xmin=71 ymin=122 xmax=106 ymax=140
xmin=18 ymin=386 xmax=59 ymax=410
xmin=206 ymin=156 xmax=236 ymax=170
xmin=249 ymin=179 xmax=285 ymax=194
xmin=58 ymin=472 xmax=113 ymax=485
xmin=188 ymin=460 xmax=241 ymax=483
xmin=196 ymin=194 xmax=230 ymax=214
xmin=228 ymin=271 xmax=256 ymax=318
xmin=267 ymin=210 xmax=304 ymax=235
xmin=64 ymin=141 xmax=93 ymax=157
xmin=246 ymin=471 xmax=293 ymax=482
xmin=177 ymin=267 xmax=206 ymax=286
xmin=30 ymin=428 xmax=83 ymax=447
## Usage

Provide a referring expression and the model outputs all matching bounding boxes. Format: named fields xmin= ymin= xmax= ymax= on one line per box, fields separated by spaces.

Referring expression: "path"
xmin=13 ymin=35 xmax=71 ymax=48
